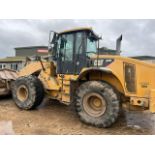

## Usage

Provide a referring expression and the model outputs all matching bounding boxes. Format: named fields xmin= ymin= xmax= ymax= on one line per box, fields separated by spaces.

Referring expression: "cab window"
xmin=58 ymin=34 xmax=74 ymax=62
xmin=87 ymin=38 xmax=97 ymax=53
xmin=75 ymin=32 xmax=83 ymax=54
xmin=65 ymin=34 xmax=74 ymax=61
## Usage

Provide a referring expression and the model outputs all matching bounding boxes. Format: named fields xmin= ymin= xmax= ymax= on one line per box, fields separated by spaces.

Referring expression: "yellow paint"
xmin=100 ymin=55 xmax=155 ymax=98
xmin=19 ymin=61 xmax=46 ymax=77
xmin=150 ymin=89 xmax=155 ymax=113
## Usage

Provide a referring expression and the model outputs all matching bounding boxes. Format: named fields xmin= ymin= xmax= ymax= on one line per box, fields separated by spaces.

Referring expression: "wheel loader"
xmin=1 ymin=27 xmax=155 ymax=128
xmin=0 ymin=69 xmax=18 ymax=95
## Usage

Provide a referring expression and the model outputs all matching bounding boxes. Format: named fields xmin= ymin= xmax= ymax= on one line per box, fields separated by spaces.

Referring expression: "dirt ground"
xmin=0 ymin=97 xmax=155 ymax=135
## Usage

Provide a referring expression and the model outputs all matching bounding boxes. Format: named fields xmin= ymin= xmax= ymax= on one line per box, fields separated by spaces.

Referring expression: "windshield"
xmin=86 ymin=37 xmax=97 ymax=57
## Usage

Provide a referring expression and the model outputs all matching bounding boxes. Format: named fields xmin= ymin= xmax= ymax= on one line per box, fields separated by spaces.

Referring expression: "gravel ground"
xmin=0 ymin=97 xmax=155 ymax=135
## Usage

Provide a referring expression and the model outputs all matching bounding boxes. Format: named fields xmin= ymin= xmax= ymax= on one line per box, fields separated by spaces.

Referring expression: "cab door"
xmin=74 ymin=32 xmax=87 ymax=74
xmin=57 ymin=33 xmax=74 ymax=74
xmin=57 ymin=32 xmax=87 ymax=75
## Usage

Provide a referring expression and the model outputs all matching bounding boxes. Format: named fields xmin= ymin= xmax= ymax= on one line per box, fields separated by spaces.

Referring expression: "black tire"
xmin=75 ymin=81 xmax=120 ymax=128
xmin=11 ymin=75 xmax=44 ymax=110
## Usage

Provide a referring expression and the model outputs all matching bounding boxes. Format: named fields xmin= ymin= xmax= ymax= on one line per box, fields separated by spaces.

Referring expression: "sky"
xmin=0 ymin=19 xmax=155 ymax=58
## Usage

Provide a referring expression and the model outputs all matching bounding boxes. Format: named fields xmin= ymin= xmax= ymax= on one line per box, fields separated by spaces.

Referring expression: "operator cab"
xmin=49 ymin=27 xmax=100 ymax=74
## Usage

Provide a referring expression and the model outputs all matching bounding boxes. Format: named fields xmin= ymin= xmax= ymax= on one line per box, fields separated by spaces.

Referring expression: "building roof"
xmin=0 ymin=56 xmax=25 ymax=62
xmin=99 ymin=47 xmax=117 ymax=55
xmin=15 ymin=46 xmax=48 ymax=50
xmin=131 ymin=55 xmax=155 ymax=60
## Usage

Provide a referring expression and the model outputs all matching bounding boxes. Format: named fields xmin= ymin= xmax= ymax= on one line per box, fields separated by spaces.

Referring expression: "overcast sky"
xmin=0 ymin=19 xmax=155 ymax=58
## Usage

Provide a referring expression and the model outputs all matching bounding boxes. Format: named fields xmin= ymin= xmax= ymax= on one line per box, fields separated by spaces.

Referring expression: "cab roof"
xmin=58 ymin=27 xmax=100 ymax=39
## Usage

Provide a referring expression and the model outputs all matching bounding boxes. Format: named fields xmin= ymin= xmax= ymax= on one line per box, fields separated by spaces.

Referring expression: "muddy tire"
xmin=12 ymin=75 xmax=44 ymax=110
xmin=75 ymin=81 xmax=120 ymax=128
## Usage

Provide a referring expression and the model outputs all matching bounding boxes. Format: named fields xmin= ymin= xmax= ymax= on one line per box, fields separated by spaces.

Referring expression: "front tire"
xmin=75 ymin=81 xmax=120 ymax=128
xmin=12 ymin=75 xmax=44 ymax=110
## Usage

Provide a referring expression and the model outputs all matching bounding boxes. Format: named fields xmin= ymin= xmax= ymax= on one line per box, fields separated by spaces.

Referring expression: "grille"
xmin=124 ymin=63 xmax=136 ymax=93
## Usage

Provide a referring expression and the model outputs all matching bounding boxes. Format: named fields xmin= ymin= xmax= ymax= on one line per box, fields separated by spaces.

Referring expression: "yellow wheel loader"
xmin=1 ymin=27 xmax=155 ymax=128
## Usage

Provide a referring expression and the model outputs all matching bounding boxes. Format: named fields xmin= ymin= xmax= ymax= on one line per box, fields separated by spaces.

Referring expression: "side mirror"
xmin=48 ymin=31 xmax=58 ymax=52
xmin=48 ymin=43 xmax=54 ymax=51
xmin=49 ymin=31 xmax=55 ymax=45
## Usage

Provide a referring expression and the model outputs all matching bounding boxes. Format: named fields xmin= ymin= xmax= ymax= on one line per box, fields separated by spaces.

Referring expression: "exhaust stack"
xmin=116 ymin=35 xmax=122 ymax=55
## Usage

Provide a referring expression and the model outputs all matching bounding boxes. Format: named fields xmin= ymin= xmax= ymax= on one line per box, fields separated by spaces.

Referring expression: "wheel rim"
xmin=17 ymin=85 xmax=28 ymax=102
xmin=83 ymin=92 xmax=107 ymax=117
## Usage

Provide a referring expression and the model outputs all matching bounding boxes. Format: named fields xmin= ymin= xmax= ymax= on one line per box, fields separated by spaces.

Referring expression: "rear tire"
xmin=12 ymin=75 xmax=44 ymax=110
xmin=75 ymin=81 xmax=120 ymax=128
